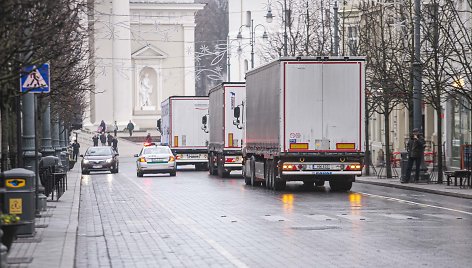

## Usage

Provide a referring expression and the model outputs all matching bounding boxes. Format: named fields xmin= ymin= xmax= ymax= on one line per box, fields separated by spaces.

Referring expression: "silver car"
xmin=135 ymin=145 xmax=177 ymax=177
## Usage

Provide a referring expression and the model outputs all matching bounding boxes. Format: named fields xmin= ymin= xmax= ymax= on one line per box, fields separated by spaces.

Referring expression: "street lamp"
xmin=266 ymin=0 xmax=289 ymax=56
xmin=236 ymin=12 xmax=268 ymax=69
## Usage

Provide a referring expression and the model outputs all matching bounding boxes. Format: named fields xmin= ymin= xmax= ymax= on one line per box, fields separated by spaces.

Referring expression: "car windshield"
xmin=143 ymin=147 xmax=171 ymax=155
xmin=86 ymin=147 xmax=112 ymax=156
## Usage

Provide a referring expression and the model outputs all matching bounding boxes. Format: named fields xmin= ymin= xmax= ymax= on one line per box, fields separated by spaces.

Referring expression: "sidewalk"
xmin=357 ymin=175 xmax=472 ymax=199
xmin=6 ymin=162 xmax=81 ymax=267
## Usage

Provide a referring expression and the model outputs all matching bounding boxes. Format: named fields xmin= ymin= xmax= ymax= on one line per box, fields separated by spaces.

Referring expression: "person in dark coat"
xmin=99 ymin=120 xmax=106 ymax=133
xmin=71 ymin=140 xmax=80 ymax=160
xmin=92 ymin=134 xmax=99 ymax=147
xmin=112 ymin=136 xmax=118 ymax=153
xmin=127 ymin=120 xmax=134 ymax=137
xmin=403 ymin=128 xmax=426 ymax=183
xmin=100 ymin=132 xmax=107 ymax=146
xmin=107 ymin=132 xmax=113 ymax=146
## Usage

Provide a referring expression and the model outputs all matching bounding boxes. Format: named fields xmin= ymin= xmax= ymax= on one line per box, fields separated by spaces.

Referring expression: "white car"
xmin=135 ymin=144 xmax=177 ymax=177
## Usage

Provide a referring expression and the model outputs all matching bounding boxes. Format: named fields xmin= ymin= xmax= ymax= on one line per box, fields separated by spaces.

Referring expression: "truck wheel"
xmin=314 ymin=181 xmax=325 ymax=187
xmin=272 ymin=161 xmax=285 ymax=191
xmin=243 ymin=164 xmax=251 ymax=185
xmin=329 ymin=179 xmax=352 ymax=192
xmin=209 ymin=154 xmax=216 ymax=175
xmin=137 ymin=171 xmax=143 ymax=177
xmin=250 ymin=157 xmax=261 ymax=186
xmin=303 ymin=180 xmax=314 ymax=187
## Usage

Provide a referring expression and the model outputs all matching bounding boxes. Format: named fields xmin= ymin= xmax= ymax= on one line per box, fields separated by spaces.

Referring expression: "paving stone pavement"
xmin=74 ymin=162 xmax=472 ymax=268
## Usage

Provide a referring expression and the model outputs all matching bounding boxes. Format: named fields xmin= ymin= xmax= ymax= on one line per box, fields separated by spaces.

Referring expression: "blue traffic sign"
xmin=20 ymin=63 xmax=50 ymax=93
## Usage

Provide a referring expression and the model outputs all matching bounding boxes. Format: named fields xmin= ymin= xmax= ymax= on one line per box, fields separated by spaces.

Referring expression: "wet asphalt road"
xmin=76 ymin=157 xmax=472 ymax=268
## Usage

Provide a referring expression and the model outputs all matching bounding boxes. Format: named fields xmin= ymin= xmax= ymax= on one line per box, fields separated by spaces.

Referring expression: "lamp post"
xmin=236 ymin=12 xmax=268 ymax=69
xmin=265 ymin=0 xmax=289 ymax=56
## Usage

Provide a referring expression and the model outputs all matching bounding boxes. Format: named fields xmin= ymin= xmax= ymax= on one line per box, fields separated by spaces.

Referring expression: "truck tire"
xmin=314 ymin=180 xmax=325 ymax=187
xmin=271 ymin=160 xmax=285 ymax=191
xmin=209 ymin=153 xmax=216 ymax=175
xmin=217 ymin=156 xmax=230 ymax=178
xmin=243 ymin=163 xmax=251 ymax=185
xmin=265 ymin=162 xmax=271 ymax=189
xmin=250 ymin=157 xmax=261 ymax=186
xmin=303 ymin=180 xmax=314 ymax=187
xmin=329 ymin=178 xmax=352 ymax=192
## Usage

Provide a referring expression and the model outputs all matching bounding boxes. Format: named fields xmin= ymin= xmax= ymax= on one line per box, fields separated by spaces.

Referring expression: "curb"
xmin=356 ymin=179 xmax=472 ymax=199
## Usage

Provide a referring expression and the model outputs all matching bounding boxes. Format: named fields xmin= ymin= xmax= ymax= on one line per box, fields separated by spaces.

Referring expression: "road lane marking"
xmin=121 ymin=173 xmax=249 ymax=268
xmin=381 ymin=214 xmax=419 ymax=220
xmin=358 ymin=192 xmax=472 ymax=216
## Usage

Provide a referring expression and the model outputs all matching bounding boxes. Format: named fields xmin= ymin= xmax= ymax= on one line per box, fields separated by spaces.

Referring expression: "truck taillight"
xmin=282 ymin=164 xmax=297 ymax=171
xmin=225 ymin=157 xmax=235 ymax=163
xmin=345 ymin=164 xmax=362 ymax=171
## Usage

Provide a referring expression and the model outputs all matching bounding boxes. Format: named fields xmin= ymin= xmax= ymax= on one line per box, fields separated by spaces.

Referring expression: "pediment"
xmin=132 ymin=45 xmax=167 ymax=59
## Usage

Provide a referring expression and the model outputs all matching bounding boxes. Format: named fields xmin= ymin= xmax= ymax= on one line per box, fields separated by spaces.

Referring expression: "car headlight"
xmin=106 ymin=158 xmax=113 ymax=163
xmin=83 ymin=160 xmax=89 ymax=164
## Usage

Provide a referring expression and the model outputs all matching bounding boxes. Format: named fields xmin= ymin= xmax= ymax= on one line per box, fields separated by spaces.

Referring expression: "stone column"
xmin=22 ymin=93 xmax=41 ymax=171
xmin=183 ymin=24 xmax=196 ymax=96
xmin=52 ymin=115 xmax=61 ymax=157
xmin=112 ymin=0 xmax=132 ymax=126
xmin=41 ymin=100 xmax=55 ymax=156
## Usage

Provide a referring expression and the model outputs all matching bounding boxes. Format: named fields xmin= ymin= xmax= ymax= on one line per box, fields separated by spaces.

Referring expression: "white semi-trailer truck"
xmin=240 ymin=57 xmax=365 ymax=191
xmin=207 ymin=82 xmax=246 ymax=177
xmin=159 ymin=96 xmax=209 ymax=170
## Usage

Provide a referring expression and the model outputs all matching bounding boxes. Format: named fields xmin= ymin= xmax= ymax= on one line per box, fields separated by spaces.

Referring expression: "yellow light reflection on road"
xmin=349 ymin=193 xmax=362 ymax=208
xmin=282 ymin=194 xmax=294 ymax=214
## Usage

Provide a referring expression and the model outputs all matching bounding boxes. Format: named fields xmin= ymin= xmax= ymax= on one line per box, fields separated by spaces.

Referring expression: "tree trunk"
xmin=436 ymin=107 xmax=443 ymax=183
xmin=0 ymin=95 xmax=8 ymax=172
xmin=384 ymin=101 xmax=392 ymax=178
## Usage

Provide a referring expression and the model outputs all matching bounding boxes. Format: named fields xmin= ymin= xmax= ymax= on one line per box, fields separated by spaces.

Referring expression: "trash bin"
xmin=400 ymin=151 xmax=409 ymax=181
xmin=1 ymin=168 xmax=35 ymax=235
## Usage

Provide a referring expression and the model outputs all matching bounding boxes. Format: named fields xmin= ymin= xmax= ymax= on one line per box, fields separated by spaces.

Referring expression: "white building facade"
xmin=86 ymin=0 xmax=203 ymax=130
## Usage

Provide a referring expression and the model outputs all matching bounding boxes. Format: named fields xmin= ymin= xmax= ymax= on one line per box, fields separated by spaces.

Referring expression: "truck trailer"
xmin=160 ymin=96 xmax=209 ymax=170
xmin=241 ymin=57 xmax=365 ymax=191
xmin=207 ymin=82 xmax=246 ymax=177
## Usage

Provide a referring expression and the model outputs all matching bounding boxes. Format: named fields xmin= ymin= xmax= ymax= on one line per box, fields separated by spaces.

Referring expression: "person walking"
xmin=107 ymin=132 xmax=113 ymax=146
xmin=71 ymin=139 xmax=80 ymax=161
xmin=99 ymin=120 xmax=106 ymax=133
xmin=145 ymin=133 xmax=152 ymax=144
xmin=112 ymin=136 xmax=118 ymax=153
xmin=127 ymin=120 xmax=134 ymax=137
xmin=113 ymin=121 xmax=118 ymax=137
xmin=92 ymin=134 xmax=99 ymax=147
xmin=100 ymin=132 xmax=107 ymax=146
xmin=403 ymin=128 xmax=426 ymax=183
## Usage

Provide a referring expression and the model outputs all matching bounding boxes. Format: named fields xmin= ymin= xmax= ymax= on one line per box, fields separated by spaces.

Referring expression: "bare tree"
xmin=358 ymin=1 xmax=412 ymax=178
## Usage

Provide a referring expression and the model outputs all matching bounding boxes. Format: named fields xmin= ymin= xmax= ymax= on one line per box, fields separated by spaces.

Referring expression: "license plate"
xmin=312 ymin=164 xmax=339 ymax=170
xmin=93 ymin=165 xmax=102 ymax=168
xmin=187 ymin=154 xmax=199 ymax=158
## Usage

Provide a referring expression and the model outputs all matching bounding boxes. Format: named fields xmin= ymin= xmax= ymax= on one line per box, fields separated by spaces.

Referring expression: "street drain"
xmin=291 ymin=226 xmax=340 ymax=231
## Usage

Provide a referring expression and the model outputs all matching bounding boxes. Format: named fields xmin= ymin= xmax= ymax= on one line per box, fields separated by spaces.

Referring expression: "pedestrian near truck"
xmin=403 ymin=128 xmax=426 ymax=183
xmin=100 ymin=132 xmax=107 ymax=146
xmin=113 ymin=121 xmax=118 ymax=137
xmin=71 ymin=140 xmax=80 ymax=160
xmin=112 ymin=136 xmax=118 ymax=153
xmin=92 ymin=134 xmax=99 ymax=147
xmin=127 ymin=120 xmax=134 ymax=137
xmin=107 ymin=132 xmax=113 ymax=146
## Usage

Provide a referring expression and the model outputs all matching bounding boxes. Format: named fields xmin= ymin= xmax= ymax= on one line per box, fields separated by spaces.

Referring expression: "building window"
xmin=451 ymin=98 xmax=471 ymax=167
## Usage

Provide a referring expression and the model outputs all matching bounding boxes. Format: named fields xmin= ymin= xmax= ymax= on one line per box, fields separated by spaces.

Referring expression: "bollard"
xmin=1 ymin=168 xmax=35 ymax=235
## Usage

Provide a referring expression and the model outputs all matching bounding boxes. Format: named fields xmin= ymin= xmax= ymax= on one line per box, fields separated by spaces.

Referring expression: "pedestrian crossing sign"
xmin=20 ymin=63 xmax=50 ymax=93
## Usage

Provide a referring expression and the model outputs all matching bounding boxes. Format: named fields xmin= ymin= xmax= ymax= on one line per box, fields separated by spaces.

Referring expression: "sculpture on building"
xmin=140 ymin=72 xmax=152 ymax=108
